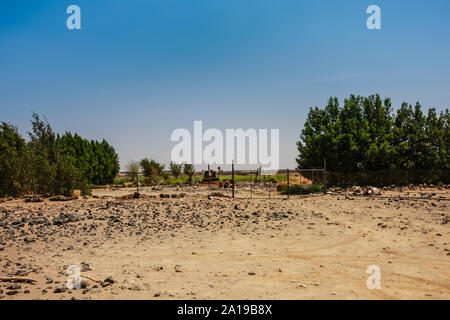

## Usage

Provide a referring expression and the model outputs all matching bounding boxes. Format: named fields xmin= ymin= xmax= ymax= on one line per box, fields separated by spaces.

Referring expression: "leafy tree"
xmin=125 ymin=160 xmax=140 ymax=179
xmin=125 ymin=160 xmax=140 ymax=193
xmin=1 ymin=113 xmax=120 ymax=197
xmin=441 ymin=109 xmax=450 ymax=169
xmin=183 ymin=163 xmax=195 ymax=184
xmin=296 ymin=94 xmax=449 ymax=175
xmin=140 ymin=158 xmax=164 ymax=181
xmin=91 ymin=139 xmax=120 ymax=185
xmin=28 ymin=113 xmax=58 ymax=194
xmin=169 ymin=161 xmax=182 ymax=178
xmin=54 ymin=153 xmax=85 ymax=196
xmin=0 ymin=122 xmax=33 ymax=197
xmin=58 ymin=132 xmax=94 ymax=183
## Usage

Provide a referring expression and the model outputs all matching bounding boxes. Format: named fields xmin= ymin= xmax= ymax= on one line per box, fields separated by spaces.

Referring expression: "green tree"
xmin=140 ymin=158 xmax=164 ymax=181
xmin=91 ymin=139 xmax=120 ymax=185
xmin=169 ymin=161 xmax=182 ymax=178
xmin=58 ymin=132 xmax=94 ymax=183
xmin=28 ymin=113 xmax=58 ymax=194
xmin=441 ymin=109 xmax=450 ymax=169
xmin=183 ymin=163 xmax=195 ymax=184
xmin=296 ymin=94 xmax=448 ymax=175
xmin=0 ymin=122 xmax=33 ymax=197
xmin=1 ymin=113 xmax=120 ymax=197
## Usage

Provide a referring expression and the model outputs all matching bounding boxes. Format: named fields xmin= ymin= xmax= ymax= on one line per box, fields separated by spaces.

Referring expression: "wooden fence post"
xmin=232 ymin=162 xmax=235 ymax=198
xmin=250 ymin=170 xmax=253 ymax=199
xmin=287 ymin=168 xmax=290 ymax=199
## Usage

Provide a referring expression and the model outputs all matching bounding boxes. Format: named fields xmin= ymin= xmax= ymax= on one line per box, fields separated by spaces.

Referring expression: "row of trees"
xmin=296 ymin=94 xmax=449 ymax=173
xmin=169 ymin=161 xmax=195 ymax=182
xmin=0 ymin=113 xmax=120 ymax=197
xmin=125 ymin=159 xmax=196 ymax=184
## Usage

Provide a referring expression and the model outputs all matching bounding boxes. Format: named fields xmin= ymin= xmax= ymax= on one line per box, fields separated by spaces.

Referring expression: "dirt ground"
xmin=0 ymin=185 xmax=449 ymax=300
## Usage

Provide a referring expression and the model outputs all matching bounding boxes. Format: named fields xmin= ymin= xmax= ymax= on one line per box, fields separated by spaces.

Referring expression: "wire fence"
xmin=201 ymin=165 xmax=327 ymax=199
xmin=119 ymin=167 xmax=449 ymax=199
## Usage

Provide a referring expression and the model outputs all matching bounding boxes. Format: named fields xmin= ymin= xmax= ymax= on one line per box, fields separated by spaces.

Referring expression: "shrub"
xmin=140 ymin=158 xmax=164 ymax=182
xmin=183 ymin=163 xmax=195 ymax=184
xmin=169 ymin=161 xmax=183 ymax=178
xmin=280 ymin=183 xmax=324 ymax=195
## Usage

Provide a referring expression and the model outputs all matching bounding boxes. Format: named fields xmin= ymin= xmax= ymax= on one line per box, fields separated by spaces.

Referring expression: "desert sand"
xmin=0 ymin=185 xmax=449 ymax=300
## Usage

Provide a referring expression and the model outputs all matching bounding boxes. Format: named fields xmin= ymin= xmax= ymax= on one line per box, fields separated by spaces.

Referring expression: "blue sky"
xmin=1 ymin=0 xmax=449 ymax=169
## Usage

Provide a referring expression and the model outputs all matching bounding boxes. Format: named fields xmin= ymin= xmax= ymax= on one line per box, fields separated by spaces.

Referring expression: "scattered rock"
xmin=6 ymin=290 xmax=19 ymax=295
xmin=174 ymin=265 xmax=182 ymax=273
xmin=45 ymin=275 xmax=53 ymax=284
xmin=6 ymin=284 xmax=21 ymax=290
xmin=81 ymin=262 xmax=91 ymax=272
xmin=104 ymin=276 xmax=115 ymax=284
xmin=53 ymin=286 xmax=67 ymax=293
xmin=49 ymin=196 xmax=74 ymax=202
xmin=128 ymin=284 xmax=142 ymax=291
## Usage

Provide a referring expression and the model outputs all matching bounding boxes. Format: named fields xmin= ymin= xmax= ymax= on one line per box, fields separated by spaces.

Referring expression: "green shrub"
xmin=280 ymin=183 xmax=324 ymax=195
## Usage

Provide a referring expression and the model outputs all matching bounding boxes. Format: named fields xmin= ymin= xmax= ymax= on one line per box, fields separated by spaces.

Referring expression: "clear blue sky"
xmin=1 ymin=0 xmax=449 ymax=170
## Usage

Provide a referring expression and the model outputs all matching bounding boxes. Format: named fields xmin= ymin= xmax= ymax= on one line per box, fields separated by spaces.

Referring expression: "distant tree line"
xmin=121 ymin=159 xmax=196 ymax=188
xmin=0 ymin=113 xmax=119 ymax=197
xmin=296 ymin=94 xmax=449 ymax=183
xmin=139 ymin=159 xmax=195 ymax=184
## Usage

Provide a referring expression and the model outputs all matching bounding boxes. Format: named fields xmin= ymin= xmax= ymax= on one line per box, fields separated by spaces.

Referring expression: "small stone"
xmin=81 ymin=262 xmax=92 ymax=272
xmin=104 ymin=276 xmax=115 ymax=284
xmin=248 ymin=271 xmax=256 ymax=275
xmin=174 ymin=265 xmax=182 ymax=273
xmin=53 ymin=286 xmax=67 ymax=293
xmin=6 ymin=284 xmax=21 ymax=290
xmin=128 ymin=284 xmax=141 ymax=291
xmin=154 ymin=292 xmax=161 ymax=297
xmin=45 ymin=274 xmax=53 ymax=284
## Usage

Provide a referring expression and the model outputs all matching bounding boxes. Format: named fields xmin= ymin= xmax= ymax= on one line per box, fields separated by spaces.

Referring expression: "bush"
xmin=140 ymin=158 xmax=164 ymax=182
xmin=326 ymin=169 xmax=450 ymax=187
xmin=280 ymin=183 xmax=324 ymax=195
xmin=169 ymin=161 xmax=183 ymax=178
xmin=183 ymin=163 xmax=195 ymax=184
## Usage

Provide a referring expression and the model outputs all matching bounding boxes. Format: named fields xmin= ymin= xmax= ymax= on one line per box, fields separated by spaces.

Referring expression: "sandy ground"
xmin=0 ymin=184 xmax=449 ymax=300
